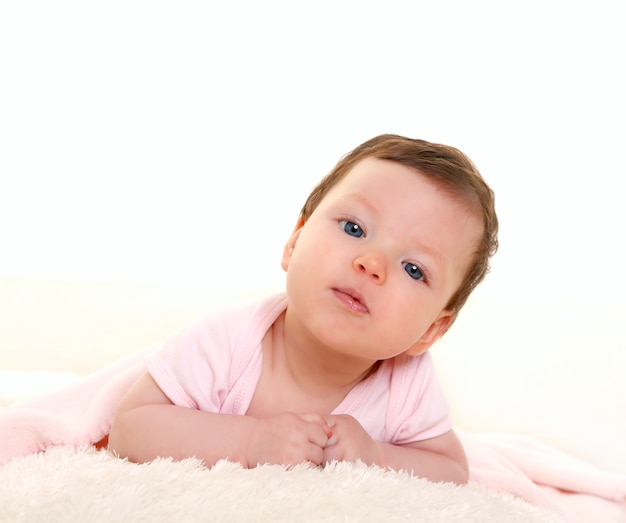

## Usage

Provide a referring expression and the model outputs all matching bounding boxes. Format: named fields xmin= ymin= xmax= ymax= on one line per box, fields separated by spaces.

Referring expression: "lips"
xmin=332 ymin=288 xmax=369 ymax=314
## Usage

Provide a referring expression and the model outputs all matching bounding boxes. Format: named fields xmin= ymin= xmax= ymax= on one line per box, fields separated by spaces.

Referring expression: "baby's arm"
xmin=323 ymin=414 xmax=469 ymax=485
xmin=108 ymin=372 xmax=331 ymax=467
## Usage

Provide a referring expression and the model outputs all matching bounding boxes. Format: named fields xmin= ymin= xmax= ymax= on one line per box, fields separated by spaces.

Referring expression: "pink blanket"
xmin=1 ymin=351 xmax=625 ymax=523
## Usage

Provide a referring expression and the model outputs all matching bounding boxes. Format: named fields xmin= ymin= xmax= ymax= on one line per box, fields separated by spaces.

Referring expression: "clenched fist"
xmin=322 ymin=414 xmax=382 ymax=466
xmin=245 ymin=412 xmax=332 ymax=467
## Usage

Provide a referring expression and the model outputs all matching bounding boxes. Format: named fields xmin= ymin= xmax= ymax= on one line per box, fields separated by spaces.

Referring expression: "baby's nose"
xmin=353 ymin=252 xmax=386 ymax=284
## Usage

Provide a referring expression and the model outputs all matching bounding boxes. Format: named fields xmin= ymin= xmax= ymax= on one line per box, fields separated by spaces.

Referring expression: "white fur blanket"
xmin=0 ymin=446 xmax=565 ymax=523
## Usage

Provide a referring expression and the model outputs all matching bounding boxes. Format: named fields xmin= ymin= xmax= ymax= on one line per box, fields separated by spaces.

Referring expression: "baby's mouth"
xmin=332 ymin=288 xmax=369 ymax=314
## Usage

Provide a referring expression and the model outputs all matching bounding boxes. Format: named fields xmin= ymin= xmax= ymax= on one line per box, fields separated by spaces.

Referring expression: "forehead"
xmin=326 ymin=157 xmax=446 ymax=205
xmin=327 ymin=157 xmax=477 ymax=220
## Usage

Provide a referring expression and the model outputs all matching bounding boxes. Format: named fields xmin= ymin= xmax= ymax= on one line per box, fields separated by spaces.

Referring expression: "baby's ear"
xmin=405 ymin=311 xmax=456 ymax=356
xmin=280 ymin=218 xmax=305 ymax=272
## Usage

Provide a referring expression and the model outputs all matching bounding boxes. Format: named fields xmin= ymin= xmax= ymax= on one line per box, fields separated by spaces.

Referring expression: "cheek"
xmin=285 ymin=241 xmax=319 ymax=289
xmin=384 ymin=291 xmax=434 ymax=341
xmin=291 ymin=228 xmax=327 ymax=266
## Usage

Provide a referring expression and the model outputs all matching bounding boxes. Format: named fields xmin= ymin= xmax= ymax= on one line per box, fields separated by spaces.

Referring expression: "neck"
xmin=275 ymin=309 xmax=376 ymax=396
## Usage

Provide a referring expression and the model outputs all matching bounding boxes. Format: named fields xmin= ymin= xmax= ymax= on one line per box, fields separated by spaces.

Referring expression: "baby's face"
xmin=282 ymin=157 xmax=482 ymax=360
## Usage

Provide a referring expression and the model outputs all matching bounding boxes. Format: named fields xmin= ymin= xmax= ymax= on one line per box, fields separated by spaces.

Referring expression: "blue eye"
xmin=340 ymin=220 xmax=364 ymax=238
xmin=403 ymin=262 xmax=425 ymax=281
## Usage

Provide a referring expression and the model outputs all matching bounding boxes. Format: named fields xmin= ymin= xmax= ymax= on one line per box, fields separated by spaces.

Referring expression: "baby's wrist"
xmin=242 ymin=416 xmax=261 ymax=468
xmin=373 ymin=440 xmax=388 ymax=469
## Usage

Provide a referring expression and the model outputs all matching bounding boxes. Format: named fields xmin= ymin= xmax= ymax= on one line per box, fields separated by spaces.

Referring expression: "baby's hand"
xmin=245 ymin=412 xmax=331 ymax=468
xmin=323 ymin=414 xmax=381 ymax=466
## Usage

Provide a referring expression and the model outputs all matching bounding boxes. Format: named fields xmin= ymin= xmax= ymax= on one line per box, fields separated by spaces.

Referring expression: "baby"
xmin=109 ymin=133 xmax=498 ymax=485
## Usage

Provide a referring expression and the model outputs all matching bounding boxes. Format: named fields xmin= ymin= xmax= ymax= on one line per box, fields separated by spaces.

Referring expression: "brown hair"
xmin=299 ymin=134 xmax=499 ymax=313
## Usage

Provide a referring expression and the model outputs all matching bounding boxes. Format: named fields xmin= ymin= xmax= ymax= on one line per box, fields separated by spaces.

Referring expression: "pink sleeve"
xmin=385 ymin=352 xmax=452 ymax=445
xmin=145 ymin=294 xmax=288 ymax=414
xmin=146 ymin=309 xmax=234 ymax=412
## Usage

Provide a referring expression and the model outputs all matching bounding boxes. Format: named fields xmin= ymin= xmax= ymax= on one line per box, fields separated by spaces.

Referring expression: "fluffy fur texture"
xmin=0 ymin=446 xmax=562 ymax=523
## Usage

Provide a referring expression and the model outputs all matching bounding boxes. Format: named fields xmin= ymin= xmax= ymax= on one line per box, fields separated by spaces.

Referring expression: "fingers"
xmin=308 ymin=422 xmax=332 ymax=450
xmin=299 ymin=413 xmax=334 ymax=439
xmin=325 ymin=434 xmax=338 ymax=447
xmin=248 ymin=413 xmax=331 ymax=468
xmin=298 ymin=413 xmax=325 ymax=424
xmin=322 ymin=441 xmax=342 ymax=465
xmin=307 ymin=442 xmax=326 ymax=467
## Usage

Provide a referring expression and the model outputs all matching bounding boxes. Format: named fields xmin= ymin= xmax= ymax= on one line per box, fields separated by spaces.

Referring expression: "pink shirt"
xmin=147 ymin=293 xmax=451 ymax=445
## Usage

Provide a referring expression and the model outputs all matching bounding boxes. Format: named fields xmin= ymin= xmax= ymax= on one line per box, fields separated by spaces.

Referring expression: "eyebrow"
xmin=344 ymin=193 xmax=378 ymax=215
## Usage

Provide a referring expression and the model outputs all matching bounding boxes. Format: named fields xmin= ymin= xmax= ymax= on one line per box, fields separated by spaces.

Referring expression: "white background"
xmin=1 ymin=1 xmax=624 ymax=303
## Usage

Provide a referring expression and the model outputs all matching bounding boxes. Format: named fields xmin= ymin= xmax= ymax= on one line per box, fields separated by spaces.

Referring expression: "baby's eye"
xmin=340 ymin=220 xmax=364 ymax=238
xmin=403 ymin=262 xmax=425 ymax=282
